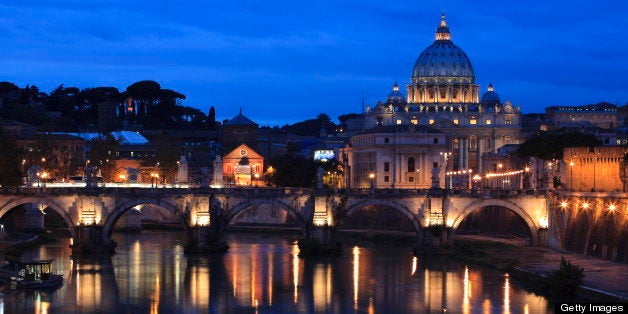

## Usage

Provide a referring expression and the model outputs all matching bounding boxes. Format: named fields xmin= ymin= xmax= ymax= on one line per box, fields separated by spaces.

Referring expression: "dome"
xmin=480 ymin=83 xmax=501 ymax=104
xmin=386 ymin=82 xmax=406 ymax=103
xmin=411 ymin=15 xmax=475 ymax=83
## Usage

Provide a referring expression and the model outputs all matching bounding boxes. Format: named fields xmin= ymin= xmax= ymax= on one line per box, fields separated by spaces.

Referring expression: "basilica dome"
xmin=480 ymin=83 xmax=501 ymax=104
xmin=386 ymin=82 xmax=405 ymax=103
xmin=412 ymin=15 xmax=475 ymax=84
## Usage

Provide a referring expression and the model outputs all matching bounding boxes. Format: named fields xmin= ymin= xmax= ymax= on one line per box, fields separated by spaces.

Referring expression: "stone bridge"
xmin=0 ymin=186 xmax=555 ymax=256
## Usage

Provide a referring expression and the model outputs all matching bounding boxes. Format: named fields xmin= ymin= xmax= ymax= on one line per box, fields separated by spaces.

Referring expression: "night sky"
xmin=1 ymin=1 xmax=626 ymax=126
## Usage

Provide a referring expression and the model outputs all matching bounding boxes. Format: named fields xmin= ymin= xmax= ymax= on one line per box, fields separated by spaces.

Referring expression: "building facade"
xmin=360 ymin=15 xmax=523 ymax=172
xmin=340 ymin=125 xmax=446 ymax=188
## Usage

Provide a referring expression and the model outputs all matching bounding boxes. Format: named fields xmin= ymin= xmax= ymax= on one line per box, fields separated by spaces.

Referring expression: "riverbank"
xmin=450 ymin=239 xmax=628 ymax=302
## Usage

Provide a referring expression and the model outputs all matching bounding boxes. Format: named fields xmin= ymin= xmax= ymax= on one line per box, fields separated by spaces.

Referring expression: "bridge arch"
xmin=102 ymin=198 xmax=183 ymax=237
xmin=0 ymin=197 xmax=77 ymax=238
xmin=226 ymin=199 xmax=305 ymax=227
xmin=451 ymin=199 xmax=539 ymax=244
xmin=341 ymin=199 xmax=422 ymax=238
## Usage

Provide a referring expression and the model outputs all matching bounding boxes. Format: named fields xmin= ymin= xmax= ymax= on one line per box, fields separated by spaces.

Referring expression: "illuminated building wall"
xmin=562 ymin=146 xmax=627 ymax=192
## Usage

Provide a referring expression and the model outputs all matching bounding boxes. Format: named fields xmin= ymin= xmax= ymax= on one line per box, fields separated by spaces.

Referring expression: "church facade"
xmin=354 ymin=15 xmax=523 ymax=176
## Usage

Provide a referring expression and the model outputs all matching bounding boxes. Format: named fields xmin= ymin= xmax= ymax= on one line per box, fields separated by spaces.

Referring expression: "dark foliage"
xmin=281 ymin=113 xmax=338 ymax=137
xmin=545 ymin=256 xmax=584 ymax=298
xmin=517 ymin=132 xmax=599 ymax=160
xmin=0 ymin=129 xmax=23 ymax=186
xmin=268 ymin=154 xmax=317 ymax=187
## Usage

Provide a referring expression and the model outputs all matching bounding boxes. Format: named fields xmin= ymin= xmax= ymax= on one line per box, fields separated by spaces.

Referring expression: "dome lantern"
xmin=435 ymin=14 xmax=451 ymax=41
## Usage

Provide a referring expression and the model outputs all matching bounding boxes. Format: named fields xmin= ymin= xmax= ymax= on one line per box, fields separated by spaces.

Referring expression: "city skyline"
xmin=0 ymin=1 xmax=626 ymax=126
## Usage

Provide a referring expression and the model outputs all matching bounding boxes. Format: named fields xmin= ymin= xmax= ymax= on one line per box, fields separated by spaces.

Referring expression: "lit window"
xmin=429 ymin=119 xmax=435 ymax=124
xmin=486 ymin=119 xmax=492 ymax=125
xmin=469 ymin=119 xmax=477 ymax=125
xmin=505 ymin=118 xmax=512 ymax=125
xmin=453 ymin=119 xmax=459 ymax=124
xmin=411 ymin=119 xmax=418 ymax=125
xmin=396 ymin=119 xmax=402 ymax=124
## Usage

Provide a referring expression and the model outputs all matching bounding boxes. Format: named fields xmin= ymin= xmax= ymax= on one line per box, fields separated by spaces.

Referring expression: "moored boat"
xmin=0 ymin=259 xmax=63 ymax=289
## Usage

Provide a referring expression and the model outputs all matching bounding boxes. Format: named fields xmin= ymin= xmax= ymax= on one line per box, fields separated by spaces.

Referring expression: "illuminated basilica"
xmin=343 ymin=15 xmax=523 ymax=188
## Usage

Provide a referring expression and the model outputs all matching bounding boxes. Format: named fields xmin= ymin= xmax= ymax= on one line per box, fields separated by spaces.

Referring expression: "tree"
xmin=0 ymin=129 xmax=23 ymax=186
xmin=268 ymin=154 xmax=317 ymax=187
xmin=517 ymin=132 xmax=599 ymax=160
xmin=281 ymin=113 xmax=339 ymax=137
xmin=0 ymin=81 xmax=20 ymax=108
xmin=207 ymin=106 xmax=217 ymax=129
xmin=148 ymin=133 xmax=182 ymax=184
xmin=88 ymin=134 xmax=120 ymax=181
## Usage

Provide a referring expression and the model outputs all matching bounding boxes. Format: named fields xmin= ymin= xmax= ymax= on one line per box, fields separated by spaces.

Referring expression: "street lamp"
xmin=254 ymin=173 xmax=260 ymax=187
xmin=369 ymin=172 xmax=375 ymax=189
xmin=0 ymin=224 xmax=4 ymax=261
xmin=40 ymin=171 xmax=49 ymax=187
xmin=569 ymin=161 xmax=575 ymax=191
xmin=150 ymin=172 xmax=159 ymax=188
xmin=415 ymin=169 xmax=420 ymax=189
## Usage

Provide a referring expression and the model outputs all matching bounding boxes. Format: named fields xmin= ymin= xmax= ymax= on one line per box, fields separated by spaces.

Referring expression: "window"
xmin=408 ymin=177 xmax=414 ymax=182
xmin=384 ymin=137 xmax=390 ymax=143
xmin=469 ymin=118 xmax=477 ymax=125
xmin=411 ymin=119 xmax=418 ymax=125
xmin=429 ymin=119 xmax=435 ymax=124
xmin=453 ymin=119 xmax=459 ymax=124
xmin=485 ymin=119 xmax=492 ymax=125
xmin=433 ymin=162 xmax=439 ymax=169
xmin=384 ymin=162 xmax=390 ymax=172
xmin=433 ymin=137 xmax=439 ymax=144
xmin=408 ymin=157 xmax=416 ymax=172
xmin=396 ymin=119 xmax=402 ymax=125
xmin=505 ymin=117 xmax=512 ymax=125
xmin=384 ymin=175 xmax=390 ymax=182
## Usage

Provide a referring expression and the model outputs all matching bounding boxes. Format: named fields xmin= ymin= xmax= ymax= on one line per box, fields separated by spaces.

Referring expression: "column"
xmin=477 ymin=137 xmax=483 ymax=173
xmin=463 ymin=138 xmax=469 ymax=169
xmin=458 ymin=138 xmax=464 ymax=169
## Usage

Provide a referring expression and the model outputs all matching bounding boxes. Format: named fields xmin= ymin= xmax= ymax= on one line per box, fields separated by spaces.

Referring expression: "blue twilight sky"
xmin=0 ymin=1 xmax=626 ymax=126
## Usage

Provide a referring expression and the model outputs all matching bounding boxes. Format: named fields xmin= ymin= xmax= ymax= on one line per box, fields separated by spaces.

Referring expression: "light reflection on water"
xmin=0 ymin=231 xmax=552 ymax=313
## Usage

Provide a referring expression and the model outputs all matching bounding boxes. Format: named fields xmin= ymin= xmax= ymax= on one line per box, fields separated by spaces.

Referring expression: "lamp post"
xmin=369 ymin=172 xmax=375 ymax=189
xmin=569 ymin=161 xmax=575 ymax=191
xmin=0 ymin=224 xmax=4 ymax=261
xmin=254 ymin=173 xmax=259 ymax=187
xmin=415 ymin=169 xmax=420 ymax=189
xmin=440 ymin=152 xmax=451 ymax=189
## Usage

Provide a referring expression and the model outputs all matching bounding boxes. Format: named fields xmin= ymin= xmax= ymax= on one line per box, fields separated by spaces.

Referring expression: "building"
xmin=561 ymin=146 xmax=628 ymax=192
xmin=340 ymin=125 xmax=446 ymax=189
xmin=222 ymin=143 xmax=264 ymax=186
xmin=220 ymin=110 xmax=258 ymax=153
xmin=342 ymin=14 xmax=524 ymax=187
xmin=359 ymin=15 xmax=523 ymax=172
xmin=545 ymin=102 xmax=618 ymax=130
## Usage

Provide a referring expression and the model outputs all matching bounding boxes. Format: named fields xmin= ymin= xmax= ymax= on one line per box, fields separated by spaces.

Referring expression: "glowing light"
xmin=368 ymin=173 xmax=375 ymax=179
xmin=196 ymin=214 xmax=210 ymax=226
xmin=582 ymin=202 xmax=590 ymax=209
xmin=411 ymin=256 xmax=418 ymax=275
xmin=560 ymin=201 xmax=568 ymax=209
xmin=292 ymin=242 xmax=300 ymax=304
xmin=539 ymin=217 xmax=548 ymax=229
xmin=352 ymin=246 xmax=360 ymax=310
xmin=608 ymin=203 xmax=616 ymax=212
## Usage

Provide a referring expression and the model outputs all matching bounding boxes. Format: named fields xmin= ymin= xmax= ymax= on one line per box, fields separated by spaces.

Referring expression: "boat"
xmin=0 ymin=259 xmax=63 ymax=289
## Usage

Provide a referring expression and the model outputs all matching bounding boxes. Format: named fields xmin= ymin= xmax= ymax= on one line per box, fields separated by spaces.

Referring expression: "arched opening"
xmin=102 ymin=200 xmax=185 ymax=238
xmin=337 ymin=201 xmax=421 ymax=244
xmin=0 ymin=200 xmax=76 ymax=248
xmin=453 ymin=205 xmax=534 ymax=245
xmin=226 ymin=200 xmax=303 ymax=233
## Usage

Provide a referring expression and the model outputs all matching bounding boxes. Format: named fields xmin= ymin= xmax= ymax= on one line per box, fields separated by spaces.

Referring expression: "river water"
xmin=0 ymin=231 xmax=552 ymax=313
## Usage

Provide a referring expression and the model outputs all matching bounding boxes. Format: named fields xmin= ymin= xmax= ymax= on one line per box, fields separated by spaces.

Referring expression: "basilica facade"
xmin=343 ymin=15 xmax=523 ymax=188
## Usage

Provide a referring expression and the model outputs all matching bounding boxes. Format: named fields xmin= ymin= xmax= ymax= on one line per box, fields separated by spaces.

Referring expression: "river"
xmin=0 ymin=231 xmax=552 ymax=313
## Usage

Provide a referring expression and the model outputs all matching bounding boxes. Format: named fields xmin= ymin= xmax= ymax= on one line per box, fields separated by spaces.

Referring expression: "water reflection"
xmin=0 ymin=231 xmax=552 ymax=313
